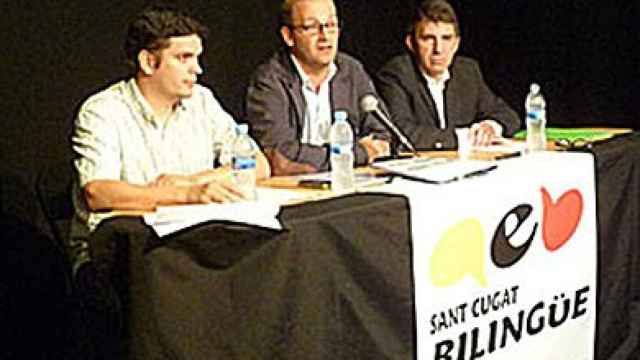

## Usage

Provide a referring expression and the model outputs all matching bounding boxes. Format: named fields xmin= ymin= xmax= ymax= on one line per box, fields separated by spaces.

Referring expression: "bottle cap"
xmin=235 ymin=124 xmax=249 ymax=135
xmin=530 ymin=83 xmax=540 ymax=94
xmin=334 ymin=110 xmax=347 ymax=122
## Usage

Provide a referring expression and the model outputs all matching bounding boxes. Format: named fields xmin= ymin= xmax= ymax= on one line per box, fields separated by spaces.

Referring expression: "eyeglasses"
xmin=289 ymin=18 xmax=340 ymax=36
xmin=554 ymin=138 xmax=593 ymax=150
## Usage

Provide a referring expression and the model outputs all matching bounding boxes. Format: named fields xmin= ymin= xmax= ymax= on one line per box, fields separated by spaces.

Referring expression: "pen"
xmin=461 ymin=164 xmax=498 ymax=179
xmin=298 ymin=179 xmax=331 ymax=190
xmin=495 ymin=152 xmax=522 ymax=160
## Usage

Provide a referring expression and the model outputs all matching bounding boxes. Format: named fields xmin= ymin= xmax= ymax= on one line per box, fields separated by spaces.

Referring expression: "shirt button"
xmin=435 ymin=141 xmax=443 ymax=149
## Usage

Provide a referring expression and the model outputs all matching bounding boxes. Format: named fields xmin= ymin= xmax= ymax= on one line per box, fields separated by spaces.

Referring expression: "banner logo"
xmin=541 ymin=188 xmax=583 ymax=251
xmin=430 ymin=187 xmax=584 ymax=287
xmin=430 ymin=219 xmax=487 ymax=287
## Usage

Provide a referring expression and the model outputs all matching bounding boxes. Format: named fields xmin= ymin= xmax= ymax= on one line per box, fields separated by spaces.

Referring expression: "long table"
xmin=78 ymin=134 xmax=640 ymax=360
xmin=80 ymin=193 xmax=415 ymax=359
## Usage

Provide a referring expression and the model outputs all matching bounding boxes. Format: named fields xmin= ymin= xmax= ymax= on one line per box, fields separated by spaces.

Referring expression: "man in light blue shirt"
xmin=69 ymin=5 xmax=270 ymax=273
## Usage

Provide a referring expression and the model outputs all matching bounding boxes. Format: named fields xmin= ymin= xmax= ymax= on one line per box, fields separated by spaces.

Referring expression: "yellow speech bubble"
xmin=430 ymin=219 xmax=487 ymax=287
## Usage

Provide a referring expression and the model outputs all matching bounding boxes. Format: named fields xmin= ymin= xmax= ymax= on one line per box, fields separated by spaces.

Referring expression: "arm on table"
xmin=83 ymin=177 xmax=244 ymax=212
xmin=153 ymin=150 xmax=271 ymax=188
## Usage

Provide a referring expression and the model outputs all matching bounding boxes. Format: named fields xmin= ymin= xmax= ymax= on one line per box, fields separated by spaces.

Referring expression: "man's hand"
xmin=151 ymin=167 xmax=231 ymax=187
xmin=469 ymin=120 xmax=502 ymax=147
xmin=152 ymin=169 xmax=246 ymax=204
xmin=84 ymin=171 xmax=246 ymax=212
xmin=358 ymin=135 xmax=391 ymax=163
xmin=188 ymin=178 xmax=245 ymax=204
xmin=150 ymin=174 xmax=197 ymax=187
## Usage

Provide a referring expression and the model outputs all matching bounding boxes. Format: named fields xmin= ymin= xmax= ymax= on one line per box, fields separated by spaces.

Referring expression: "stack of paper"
xmin=143 ymin=188 xmax=307 ymax=237
xmin=372 ymin=157 xmax=497 ymax=184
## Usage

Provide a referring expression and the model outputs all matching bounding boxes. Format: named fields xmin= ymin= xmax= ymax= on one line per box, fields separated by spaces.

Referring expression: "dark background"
xmin=1 ymin=0 xmax=638 ymax=176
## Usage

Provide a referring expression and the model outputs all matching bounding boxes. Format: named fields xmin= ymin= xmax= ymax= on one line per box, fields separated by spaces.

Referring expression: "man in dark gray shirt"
xmin=245 ymin=0 xmax=390 ymax=175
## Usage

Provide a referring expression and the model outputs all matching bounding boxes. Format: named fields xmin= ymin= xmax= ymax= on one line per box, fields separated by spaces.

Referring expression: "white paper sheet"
xmin=142 ymin=188 xmax=305 ymax=237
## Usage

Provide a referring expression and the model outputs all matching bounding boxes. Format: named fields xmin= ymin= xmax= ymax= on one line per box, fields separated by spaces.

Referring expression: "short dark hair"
xmin=408 ymin=0 xmax=459 ymax=37
xmin=279 ymin=0 xmax=297 ymax=27
xmin=124 ymin=4 xmax=208 ymax=73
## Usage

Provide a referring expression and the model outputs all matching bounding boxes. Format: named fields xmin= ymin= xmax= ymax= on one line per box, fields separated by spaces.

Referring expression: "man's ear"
xmin=280 ymin=26 xmax=295 ymax=48
xmin=138 ymin=49 xmax=157 ymax=76
xmin=404 ymin=34 xmax=415 ymax=53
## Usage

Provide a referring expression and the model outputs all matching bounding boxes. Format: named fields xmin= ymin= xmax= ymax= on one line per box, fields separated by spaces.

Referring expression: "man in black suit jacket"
xmin=376 ymin=0 xmax=520 ymax=150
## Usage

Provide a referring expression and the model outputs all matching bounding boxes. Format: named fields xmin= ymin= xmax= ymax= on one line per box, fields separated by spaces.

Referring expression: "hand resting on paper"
xmin=150 ymin=167 xmax=233 ymax=187
xmin=83 ymin=171 xmax=246 ymax=213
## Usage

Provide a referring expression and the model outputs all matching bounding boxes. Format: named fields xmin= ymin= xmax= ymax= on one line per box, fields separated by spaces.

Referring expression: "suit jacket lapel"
xmin=445 ymin=77 xmax=461 ymax=128
xmin=288 ymin=79 xmax=305 ymax=129
xmin=411 ymin=60 xmax=440 ymax=128
xmin=444 ymin=57 xmax=466 ymax=128
xmin=279 ymin=53 xmax=306 ymax=131
xmin=330 ymin=72 xmax=349 ymax=120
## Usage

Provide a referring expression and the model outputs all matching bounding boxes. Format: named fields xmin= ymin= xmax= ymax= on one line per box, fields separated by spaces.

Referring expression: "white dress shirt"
xmin=422 ymin=70 xmax=450 ymax=130
xmin=291 ymin=55 xmax=337 ymax=146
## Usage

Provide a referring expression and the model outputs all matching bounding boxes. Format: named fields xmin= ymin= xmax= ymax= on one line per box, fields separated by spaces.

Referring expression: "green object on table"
xmin=513 ymin=128 xmax=617 ymax=142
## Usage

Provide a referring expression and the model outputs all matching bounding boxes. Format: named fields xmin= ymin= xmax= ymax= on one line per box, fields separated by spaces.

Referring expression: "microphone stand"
xmin=360 ymin=94 xmax=418 ymax=162
xmin=375 ymin=108 xmax=417 ymax=162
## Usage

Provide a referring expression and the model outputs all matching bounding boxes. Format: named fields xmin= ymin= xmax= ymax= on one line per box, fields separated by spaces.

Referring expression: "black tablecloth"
xmin=591 ymin=134 xmax=640 ymax=359
xmin=81 ymin=193 xmax=414 ymax=360
xmin=77 ymin=135 xmax=640 ymax=360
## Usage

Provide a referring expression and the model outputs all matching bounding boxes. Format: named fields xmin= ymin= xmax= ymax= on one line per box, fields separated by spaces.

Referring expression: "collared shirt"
xmin=71 ymin=78 xmax=239 ymax=238
xmin=422 ymin=69 xmax=451 ymax=130
xmin=290 ymin=55 xmax=337 ymax=146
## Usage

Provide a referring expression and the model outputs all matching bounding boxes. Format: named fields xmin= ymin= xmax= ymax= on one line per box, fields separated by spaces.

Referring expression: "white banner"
xmin=376 ymin=152 xmax=597 ymax=360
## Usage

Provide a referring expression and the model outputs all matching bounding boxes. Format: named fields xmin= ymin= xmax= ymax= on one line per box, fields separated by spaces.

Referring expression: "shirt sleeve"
xmin=71 ymin=98 xmax=123 ymax=187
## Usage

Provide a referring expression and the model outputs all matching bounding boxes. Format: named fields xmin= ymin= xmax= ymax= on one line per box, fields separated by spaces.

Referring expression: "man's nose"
xmin=433 ymin=39 xmax=442 ymax=53
xmin=319 ymin=22 xmax=336 ymax=39
xmin=192 ymin=61 xmax=203 ymax=75
xmin=317 ymin=27 xmax=328 ymax=40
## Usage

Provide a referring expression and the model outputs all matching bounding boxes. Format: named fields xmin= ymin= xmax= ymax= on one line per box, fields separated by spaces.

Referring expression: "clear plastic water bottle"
xmin=525 ymin=83 xmax=547 ymax=152
xmin=232 ymin=124 xmax=257 ymax=200
xmin=329 ymin=111 xmax=355 ymax=192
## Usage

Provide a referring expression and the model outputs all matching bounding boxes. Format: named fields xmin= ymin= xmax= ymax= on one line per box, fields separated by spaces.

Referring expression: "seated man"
xmin=69 ymin=5 xmax=270 ymax=274
xmin=376 ymin=0 xmax=520 ymax=150
xmin=245 ymin=0 xmax=390 ymax=176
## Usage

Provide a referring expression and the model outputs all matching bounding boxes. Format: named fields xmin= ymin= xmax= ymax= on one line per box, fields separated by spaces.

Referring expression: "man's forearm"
xmin=83 ymin=180 xmax=198 ymax=212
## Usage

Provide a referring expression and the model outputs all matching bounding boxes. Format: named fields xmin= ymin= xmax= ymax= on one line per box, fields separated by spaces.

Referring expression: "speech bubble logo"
xmin=541 ymin=187 xmax=583 ymax=251
xmin=430 ymin=219 xmax=488 ymax=287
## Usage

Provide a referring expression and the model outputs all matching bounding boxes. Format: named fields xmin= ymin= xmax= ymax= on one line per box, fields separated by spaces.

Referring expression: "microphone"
xmin=360 ymin=94 xmax=417 ymax=155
